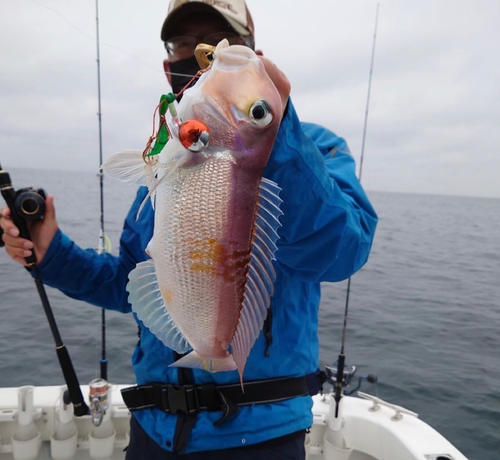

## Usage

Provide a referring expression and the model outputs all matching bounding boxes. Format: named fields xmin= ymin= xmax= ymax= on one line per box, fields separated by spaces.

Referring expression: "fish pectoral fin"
xmin=101 ymin=150 xmax=153 ymax=186
xmin=101 ymin=150 xmax=163 ymax=220
xmin=135 ymin=148 xmax=193 ymax=220
xmin=127 ymin=260 xmax=191 ymax=353
xmin=169 ymin=352 xmax=237 ymax=373
xmin=230 ymin=177 xmax=283 ymax=379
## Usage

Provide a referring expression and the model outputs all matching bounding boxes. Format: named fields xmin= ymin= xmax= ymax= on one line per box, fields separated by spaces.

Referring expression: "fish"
xmin=102 ymin=40 xmax=283 ymax=382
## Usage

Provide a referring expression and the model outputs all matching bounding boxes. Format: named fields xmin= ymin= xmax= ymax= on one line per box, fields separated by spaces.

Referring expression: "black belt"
xmin=121 ymin=372 xmax=324 ymax=426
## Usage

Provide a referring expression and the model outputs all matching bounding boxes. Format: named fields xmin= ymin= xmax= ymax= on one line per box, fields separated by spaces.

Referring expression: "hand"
xmin=0 ymin=195 xmax=59 ymax=267
xmin=257 ymin=53 xmax=291 ymax=116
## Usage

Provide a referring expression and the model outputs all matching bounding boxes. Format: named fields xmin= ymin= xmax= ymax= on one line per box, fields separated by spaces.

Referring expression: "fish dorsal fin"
xmin=230 ymin=178 xmax=283 ymax=379
xmin=127 ymin=259 xmax=191 ymax=353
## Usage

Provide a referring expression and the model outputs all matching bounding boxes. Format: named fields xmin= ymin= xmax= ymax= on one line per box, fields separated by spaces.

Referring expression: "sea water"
xmin=0 ymin=167 xmax=499 ymax=459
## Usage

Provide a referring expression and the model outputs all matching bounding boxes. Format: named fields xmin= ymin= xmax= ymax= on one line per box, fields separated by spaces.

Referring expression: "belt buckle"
xmin=164 ymin=384 xmax=199 ymax=415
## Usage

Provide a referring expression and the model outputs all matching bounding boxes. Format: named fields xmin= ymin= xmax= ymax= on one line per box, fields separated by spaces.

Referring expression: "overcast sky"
xmin=1 ymin=0 xmax=499 ymax=198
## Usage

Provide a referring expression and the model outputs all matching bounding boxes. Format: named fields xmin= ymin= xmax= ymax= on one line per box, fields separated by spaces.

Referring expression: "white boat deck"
xmin=0 ymin=384 xmax=468 ymax=460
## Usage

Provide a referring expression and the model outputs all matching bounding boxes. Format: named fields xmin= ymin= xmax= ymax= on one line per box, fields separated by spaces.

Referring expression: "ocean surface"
xmin=1 ymin=167 xmax=499 ymax=459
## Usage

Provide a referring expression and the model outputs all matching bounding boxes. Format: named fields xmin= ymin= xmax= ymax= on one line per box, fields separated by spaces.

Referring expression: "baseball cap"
xmin=161 ymin=0 xmax=255 ymax=41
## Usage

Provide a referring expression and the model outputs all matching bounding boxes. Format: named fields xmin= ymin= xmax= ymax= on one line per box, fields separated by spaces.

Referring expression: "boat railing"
xmin=357 ymin=391 xmax=419 ymax=421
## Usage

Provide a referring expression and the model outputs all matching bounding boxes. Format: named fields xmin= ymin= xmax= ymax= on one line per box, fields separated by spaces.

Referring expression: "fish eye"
xmin=249 ymin=100 xmax=273 ymax=126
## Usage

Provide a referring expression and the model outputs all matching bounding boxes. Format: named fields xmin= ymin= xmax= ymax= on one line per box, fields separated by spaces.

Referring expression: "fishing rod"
xmin=333 ymin=3 xmax=380 ymax=418
xmin=0 ymin=163 xmax=89 ymax=417
xmin=95 ymin=0 xmax=108 ymax=382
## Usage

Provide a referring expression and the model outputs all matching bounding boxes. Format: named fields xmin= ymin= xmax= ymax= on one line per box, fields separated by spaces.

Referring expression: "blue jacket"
xmin=38 ymin=101 xmax=377 ymax=452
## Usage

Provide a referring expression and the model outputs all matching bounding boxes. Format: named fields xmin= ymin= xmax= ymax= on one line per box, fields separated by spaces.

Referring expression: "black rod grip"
xmin=56 ymin=345 xmax=89 ymax=416
xmin=334 ymin=353 xmax=345 ymax=418
xmin=33 ymin=274 xmax=64 ymax=347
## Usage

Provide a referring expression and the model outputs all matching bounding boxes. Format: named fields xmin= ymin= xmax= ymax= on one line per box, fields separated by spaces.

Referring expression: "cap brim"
xmin=161 ymin=2 xmax=250 ymax=41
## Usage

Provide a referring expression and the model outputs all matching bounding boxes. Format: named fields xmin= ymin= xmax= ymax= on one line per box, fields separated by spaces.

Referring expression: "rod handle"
xmin=56 ymin=345 xmax=89 ymax=416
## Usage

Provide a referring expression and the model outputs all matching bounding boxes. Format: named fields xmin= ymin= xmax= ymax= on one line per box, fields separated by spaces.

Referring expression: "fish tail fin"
xmin=169 ymin=352 xmax=237 ymax=373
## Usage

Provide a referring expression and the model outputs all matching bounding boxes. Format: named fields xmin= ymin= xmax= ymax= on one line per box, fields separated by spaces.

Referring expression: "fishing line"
xmin=143 ymin=98 xmax=172 ymax=160
xmin=177 ymin=71 xmax=205 ymax=97
xmin=30 ymin=0 xmax=201 ymax=83
xmin=166 ymin=71 xmax=199 ymax=78
xmin=142 ymin=63 xmax=210 ymax=160
xmin=334 ymin=3 xmax=380 ymax=417
xmin=340 ymin=3 xmax=380 ymax=356
xmin=29 ymin=0 xmax=163 ymax=74
xmin=29 ymin=1 xmax=202 ymax=82
xmin=358 ymin=4 xmax=380 ymax=183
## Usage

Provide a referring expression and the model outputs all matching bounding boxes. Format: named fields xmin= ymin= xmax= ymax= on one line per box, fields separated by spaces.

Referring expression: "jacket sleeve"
xmin=263 ymin=100 xmax=378 ymax=283
xmin=36 ymin=187 xmax=152 ymax=313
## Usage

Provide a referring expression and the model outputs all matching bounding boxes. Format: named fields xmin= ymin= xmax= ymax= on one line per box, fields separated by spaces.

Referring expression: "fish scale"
xmin=153 ymin=158 xmax=235 ymax=355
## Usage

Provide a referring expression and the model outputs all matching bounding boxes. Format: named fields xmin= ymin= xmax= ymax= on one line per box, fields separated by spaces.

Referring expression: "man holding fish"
xmin=0 ymin=0 xmax=378 ymax=458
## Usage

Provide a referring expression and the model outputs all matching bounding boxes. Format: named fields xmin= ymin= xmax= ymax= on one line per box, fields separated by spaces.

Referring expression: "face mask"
xmin=168 ymin=55 xmax=201 ymax=97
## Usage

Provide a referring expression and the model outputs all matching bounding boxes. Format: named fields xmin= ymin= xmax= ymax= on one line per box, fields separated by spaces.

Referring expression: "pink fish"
xmin=103 ymin=40 xmax=283 ymax=382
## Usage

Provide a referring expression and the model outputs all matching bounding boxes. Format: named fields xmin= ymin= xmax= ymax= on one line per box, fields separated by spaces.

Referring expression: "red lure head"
xmin=179 ymin=120 xmax=210 ymax=152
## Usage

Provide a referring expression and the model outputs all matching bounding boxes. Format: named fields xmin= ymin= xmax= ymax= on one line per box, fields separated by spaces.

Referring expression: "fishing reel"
xmin=11 ymin=187 xmax=46 ymax=221
xmin=325 ymin=362 xmax=378 ymax=396
xmin=0 ymin=166 xmax=46 ymax=256
xmin=0 ymin=186 xmax=46 ymax=253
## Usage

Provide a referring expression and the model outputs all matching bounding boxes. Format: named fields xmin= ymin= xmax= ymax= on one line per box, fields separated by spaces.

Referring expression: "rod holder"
xmin=11 ymin=386 xmax=42 ymax=460
xmin=50 ymin=386 xmax=78 ymax=460
xmin=323 ymin=395 xmax=353 ymax=460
